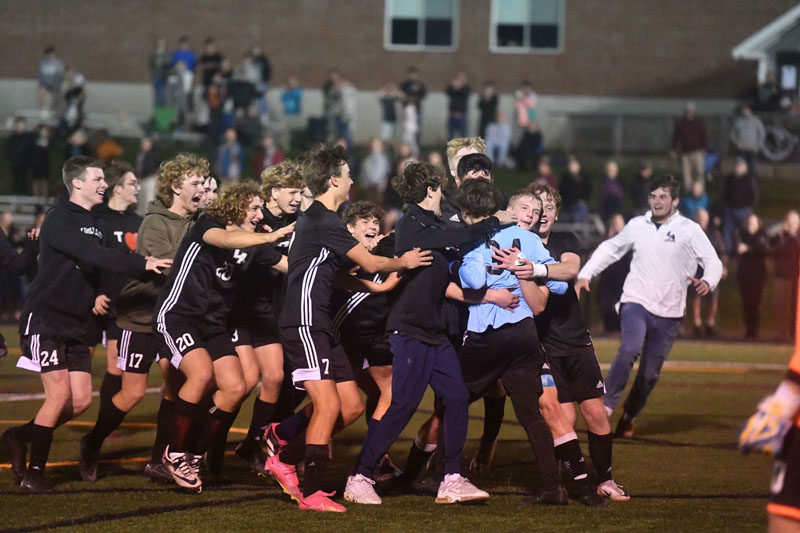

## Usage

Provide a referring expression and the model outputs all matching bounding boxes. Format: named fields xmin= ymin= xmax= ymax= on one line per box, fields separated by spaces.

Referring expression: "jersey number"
xmin=176 ymin=333 xmax=195 ymax=352
xmin=485 ymin=238 xmax=521 ymax=275
xmin=230 ymin=329 xmax=239 ymax=343
xmin=39 ymin=350 xmax=59 ymax=367
xmin=233 ymin=249 xmax=248 ymax=264
xmin=321 ymin=358 xmax=330 ymax=375
xmin=128 ymin=353 xmax=144 ymax=369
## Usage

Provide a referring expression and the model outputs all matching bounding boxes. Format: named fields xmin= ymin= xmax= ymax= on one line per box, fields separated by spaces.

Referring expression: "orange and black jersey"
xmin=154 ymin=214 xmax=281 ymax=330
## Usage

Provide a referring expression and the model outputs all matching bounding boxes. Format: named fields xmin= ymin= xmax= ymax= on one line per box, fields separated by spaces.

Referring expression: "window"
xmin=384 ymin=0 xmax=458 ymax=51
xmin=490 ymin=0 xmax=564 ymax=54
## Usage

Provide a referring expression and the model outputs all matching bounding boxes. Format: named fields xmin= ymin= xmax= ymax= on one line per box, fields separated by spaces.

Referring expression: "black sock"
xmin=303 ymin=444 xmax=330 ymax=497
xmin=276 ymin=408 xmax=309 ymax=442
xmin=13 ymin=420 xmax=35 ymax=443
xmin=588 ymin=431 xmax=614 ymax=483
xmin=86 ymin=398 xmax=127 ymax=452
xmin=99 ymin=372 xmax=123 ymax=406
xmin=172 ymin=397 xmax=201 ymax=453
xmin=365 ymin=398 xmax=378 ymax=421
xmin=554 ymin=434 xmax=589 ymax=483
xmin=400 ymin=438 xmax=436 ymax=482
xmin=28 ymin=424 xmax=54 ymax=474
xmin=245 ymin=397 xmax=278 ymax=446
xmin=194 ymin=406 xmax=237 ymax=456
xmin=151 ymin=398 xmax=174 ymax=464
xmin=481 ymin=395 xmax=506 ymax=443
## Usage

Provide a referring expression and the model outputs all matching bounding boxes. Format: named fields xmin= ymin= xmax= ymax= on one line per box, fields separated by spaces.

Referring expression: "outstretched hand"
xmin=145 ymin=256 xmax=173 ymax=274
xmin=400 ymin=248 xmax=432 ymax=270
xmin=574 ymin=278 xmax=590 ymax=300
xmin=263 ymin=222 xmax=295 ymax=243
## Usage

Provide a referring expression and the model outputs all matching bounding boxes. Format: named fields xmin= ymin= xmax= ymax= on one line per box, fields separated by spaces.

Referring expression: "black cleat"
xmin=20 ymin=470 xmax=55 ymax=493
xmin=78 ymin=435 xmax=99 ymax=482
xmin=204 ymin=440 xmax=226 ymax=477
xmin=614 ymin=416 xmax=635 ymax=439
xmin=235 ymin=441 xmax=268 ymax=476
xmin=575 ymin=483 xmax=608 ymax=507
xmin=411 ymin=469 xmax=444 ymax=497
xmin=521 ymin=485 xmax=569 ymax=505
xmin=3 ymin=428 xmax=28 ymax=481
xmin=143 ymin=462 xmax=173 ymax=483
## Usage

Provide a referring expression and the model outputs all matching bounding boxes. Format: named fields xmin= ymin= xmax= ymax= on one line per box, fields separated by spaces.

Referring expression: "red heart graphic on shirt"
xmin=124 ymin=232 xmax=138 ymax=251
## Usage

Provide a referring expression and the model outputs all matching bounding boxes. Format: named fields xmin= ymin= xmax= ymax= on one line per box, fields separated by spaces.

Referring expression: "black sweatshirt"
xmin=20 ymin=197 xmax=146 ymax=340
xmin=0 ymin=229 xmax=37 ymax=275
xmin=386 ymin=203 xmax=499 ymax=345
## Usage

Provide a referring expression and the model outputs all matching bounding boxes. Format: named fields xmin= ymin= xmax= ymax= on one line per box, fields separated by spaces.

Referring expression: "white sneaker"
xmin=597 ymin=479 xmax=630 ymax=501
xmin=435 ymin=473 xmax=489 ymax=504
xmin=162 ymin=446 xmax=202 ymax=493
xmin=344 ymin=474 xmax=382 ymax=505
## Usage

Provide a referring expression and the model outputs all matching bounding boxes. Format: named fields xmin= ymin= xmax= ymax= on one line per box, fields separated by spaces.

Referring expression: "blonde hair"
xmin=446 ymin=137 xmax=487 ymax=173
xmin=155 ymin=153 xmax=210 ymax=207
xmin=261 ymin=160 xmax=304 ymax=197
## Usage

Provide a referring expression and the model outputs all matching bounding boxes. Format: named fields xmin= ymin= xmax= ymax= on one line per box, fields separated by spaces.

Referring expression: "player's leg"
xmin=302 ymin=378 xmax=341 ymax=499
xmin=470 ymin=379 xmax=506 ymax=474
xmin=604 ymin=303 xmax=648 ymax=416
xmin=194 ymin=354 xmax=246 ymax=463
xmin=366 ymin=364 xmax=392 ymax=421
xmin=145 ymin=356 xmax=181 ymax=480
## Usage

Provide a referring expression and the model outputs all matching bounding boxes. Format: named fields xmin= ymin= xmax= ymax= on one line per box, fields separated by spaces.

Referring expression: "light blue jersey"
xmin=459 ymin=225 xmax=567 ymax=333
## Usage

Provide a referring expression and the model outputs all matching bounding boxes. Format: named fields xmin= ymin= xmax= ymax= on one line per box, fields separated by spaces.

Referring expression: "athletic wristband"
xmin=532 ymin=263 xmax=548 ymax=278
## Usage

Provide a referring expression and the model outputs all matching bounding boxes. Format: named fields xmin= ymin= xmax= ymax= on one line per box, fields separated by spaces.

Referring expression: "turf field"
xmin=0 ymin=324 xmax=789 ymax=532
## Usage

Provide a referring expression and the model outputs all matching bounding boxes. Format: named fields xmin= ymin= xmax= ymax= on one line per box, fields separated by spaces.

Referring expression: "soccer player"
xmin=156 ymin=182 xmax=292 ymax=493
xmin=4 ymin=156 xmax=171 ymax=492
xmin=271 ymin=146 xmax=431 ymax=512
xmin=79 ymin=153 xmax=208 ymax=483
xmin=740 ymin=276 xmax=800 ymax=533
xmin=575 ymin=175 xmax=722 ymax=436
xmin=0 ymin=221 xmax=38 ymax=360
xmin=344 ymin=161 xmax=515 ymax=506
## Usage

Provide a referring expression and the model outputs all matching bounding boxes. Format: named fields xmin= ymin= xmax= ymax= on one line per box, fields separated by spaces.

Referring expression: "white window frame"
xmin=489 ymin=0 xmax=565 ymax=55
xmin=383 ymin=0 xmax=460 ymax=52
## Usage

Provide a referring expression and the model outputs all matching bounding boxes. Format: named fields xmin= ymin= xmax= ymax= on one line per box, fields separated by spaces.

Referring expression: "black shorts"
xmin=231 ymin=317 xmax=281 ymax=349
xmin=116 ymin=329 xmax=162 ymax=374
xmin=85 ymin=313 xmax=122 ymax=347
xmin=546 ymin=345 xmax=605 ymax=404
xmin=769 ymin=426 xmax=800 ymax=520
xmin=281 ymin=326 xmax=354 ymax=389
xmin=157 ymin=317 xmax=236 ymax=369
xmin=341 ymin=333 xmax=394 ymax=372
xmin=459 ymin=318 xmax=545 ymax=402
xmin=17 ymin=334 xmax=91 ymax=374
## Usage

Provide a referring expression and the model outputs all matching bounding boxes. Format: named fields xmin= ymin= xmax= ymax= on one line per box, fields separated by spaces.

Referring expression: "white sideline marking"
xmin=0 ymin=387 xmax=161 ymax=403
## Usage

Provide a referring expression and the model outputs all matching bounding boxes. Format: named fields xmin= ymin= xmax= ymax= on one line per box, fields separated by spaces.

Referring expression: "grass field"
xmin=0 ymin=324 xmax=791 ymax=532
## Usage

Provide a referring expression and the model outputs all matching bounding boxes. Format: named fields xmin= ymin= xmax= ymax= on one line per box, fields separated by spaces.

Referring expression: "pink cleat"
xmin=298 ymin=490 xmax=347 ymax=512
xmin=265 ymin=454 xmax=302 ymax=502
xmin=263 ymin=423 xmax=289 ymax=457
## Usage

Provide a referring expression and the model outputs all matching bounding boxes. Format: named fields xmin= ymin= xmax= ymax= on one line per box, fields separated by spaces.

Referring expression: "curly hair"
xmin=261 ymin=160 xmax=304 ymax=197
xmin=205 ymin=181 xmax=263 ymax=226
xmin=303 ymin=145 xmax=348 ymax=196
xmin=155 ymin=153 xmax=210 ymax=207
xmin=527 ymin=183 xmax=562 ymax=211
xmin=392 ymin=162 xmax=448 ymax=205
xmin=343 ymin=201 xmax=384 ymax=227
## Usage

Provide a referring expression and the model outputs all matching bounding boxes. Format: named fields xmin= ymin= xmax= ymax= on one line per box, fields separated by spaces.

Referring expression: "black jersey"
xmin=154 ymin=214 xmax=281 ymax=331
xmin=279 ymin=201 xmax=359 ymax=331
xmin=93 ymin=203 xmax=144 ymax=310
xmin=535 ymin=231 xmax=593 ymax=355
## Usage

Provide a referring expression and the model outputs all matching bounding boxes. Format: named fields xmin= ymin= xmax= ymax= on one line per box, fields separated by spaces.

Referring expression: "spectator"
xmin=730 ymin=104 xmax=765 ymax=188
xmin=229 ymin=57 xmax=258 ymax=114
xmin=359 ymin=138 xmax=391 ymax=205
xmin=59 ymin=69 xmax=86 ymax=136
xmin=723 ymin=156 xmax=756 ymax=255
xmin=485 ymin=110 xmax=512 ymax=167
xmin=249 ymin=45 xmax=272 ymax=126
xmin=513 ymin=79 xmax=537 ymax=132
xmin=771 ymin=210 xmax=800 ymax=342
xmin=401 ymin=99 xmax=420 ymax=157
xmin=135 ymin=136 xmax=161 ymax=178
xmin=598 ymin=160 xmax=624 ymax=223
xmin=753 ymin=71 xmax=781 ymax=112
xmin=598 ymin=213 xmax=632 ymax=333
xmin=558 ymin=155 xmax=592 ymax=222
xmin=477 ymin=82 xmax=498 ymax=139
xmin=400 ymin=66 xmax=426 ymax=142
xmin=197 ymin=37 xmax=223 ymax=90
xmin=511 ymin=121 xmax=543 ymax=171
xmin=63 ymin=129 xmax=90 ymax=162
xmin=671 ymin=102 xmax=708 ymax=192
xmin=29 ymin=124 xmax=53 ymax=197
xmin=94 ymin=130 xmax=123 ymax=164
xmin=377 ymin=81 xmax=400 ymax=141
xmin=737 ymin=213 xmax=768 ymax=339
xmin=445 ymin=72 xmax=471 ymax=140
xmin=281 ymin=74 xmax=303 ymax=118
xmin=165 ymin=60 xmax=193 ymax=128
xmin=630 ymin=160 xmax=654 ymax=215
xmin=149 ymin=37 xmax=170 ymax=107
xmin=170 ymin=35 xmax=196 ymax=72
xmin=323 ymin=69 xmax=348 ymax=144
xmin=253 ymin=135 xmax=284 ymax=176
xmin=531 ymin=155 xmax=556 ymax=188
xmin=680 ymin=181 xmax=709 ymax=221
xmin=341 ymin=74 xmax=358 ymax=145
xmin=215 ymin=127 xmax=243 ymax=181
xmin=427 ymin=150 xmax=446 ymax=176
xmin=205 ymin=71 xmax=230 ymax=141
xmin=6 ymin=118 xmax=31 ymax=195
xmin=690 ymin=208 xmax=726 ymax=337
xmin=37 ymin=46 xmax=65 ymax=116
xmin=335 ymin=137 xmax=359 ymax=179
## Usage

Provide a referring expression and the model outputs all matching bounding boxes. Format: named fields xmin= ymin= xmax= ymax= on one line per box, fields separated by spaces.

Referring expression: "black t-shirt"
xmin=534 ymin=231 xmax=592 ymax=355
xmin=93 ymin=204 xmax=144 ymax=308
xmin=155 ymin=214 xmax=281 ymax=330
xmin=279 ymin=201 xmax=359 ymax=331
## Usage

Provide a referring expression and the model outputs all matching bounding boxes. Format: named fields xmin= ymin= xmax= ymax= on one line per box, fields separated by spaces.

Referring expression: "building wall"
xmin=0 ymin=0 xmax=797 ymax=97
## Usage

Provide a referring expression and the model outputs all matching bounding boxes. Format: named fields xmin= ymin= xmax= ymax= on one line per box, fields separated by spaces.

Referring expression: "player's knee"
xmin=226 ymin=378 xmax=248 ymax=403
xmin=72 ymin=394 xmax=92 ymax=416
xmin=261 ymin=371 xmax=283 ymax=393
xmin=341 ymin=399 xmax=365 ymax=425
xmin=442 ymin=387 xmax=469 ymax=409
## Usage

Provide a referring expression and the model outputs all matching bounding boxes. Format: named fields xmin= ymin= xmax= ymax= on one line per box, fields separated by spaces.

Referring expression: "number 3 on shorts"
xmin=176 ymin=333 xmax=195 ymax=352
xmin=322 ymin=358 xmax=330 ymax=375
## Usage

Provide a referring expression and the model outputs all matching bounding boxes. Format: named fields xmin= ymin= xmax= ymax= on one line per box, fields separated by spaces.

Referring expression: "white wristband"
xmin=532 ymin=263 xmax=548 ymax=278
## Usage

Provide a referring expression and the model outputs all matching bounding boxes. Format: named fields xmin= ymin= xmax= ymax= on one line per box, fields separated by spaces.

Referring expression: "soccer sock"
xmin=99 ymin=372 xmax=123 ymax=406
xmin=172 ymin=397 xmax=201 ymax=453
xmin=151 ymin=398 xmax=175 ymax=464
xmin=587 ymin=431 xmax=614 ymax=483
xmin=85 ymin=398 xmax=127 ymax=452
xmin=28 ymin=424 xmax=54 ymax=474
xmin=399 ymin=435 xmax=437 ymax=482
xmin=553 ymin=432 xmax=589 ymax=483
xmin=194 ymin=406 xmax=237 ymax=456
xmin=276 ymin=408 xmax=310 ymax=442
xmin=481 ymin=395 xmax=507 ymax=443
xmin=244 ymin=397 xmax=278 ymax=447
xmin=302 ymin=444 xmax=330 ymax=497
xmin=365 ymin=398 xmax=379 ymax=421
xmin=13 ymin=420 xmax=35 ymax=443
